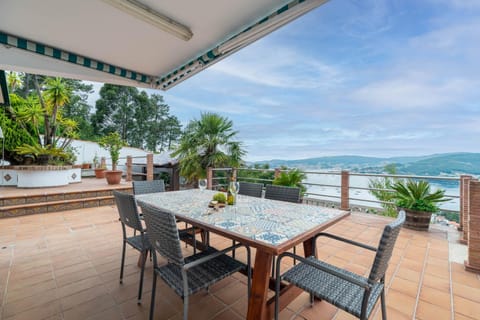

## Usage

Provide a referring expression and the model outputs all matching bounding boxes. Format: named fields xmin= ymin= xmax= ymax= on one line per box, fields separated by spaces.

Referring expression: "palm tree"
xmin=43 ymin=77 xmax=71 ymax=146
xmin=171 ymin=112 xmax=245 ymax=182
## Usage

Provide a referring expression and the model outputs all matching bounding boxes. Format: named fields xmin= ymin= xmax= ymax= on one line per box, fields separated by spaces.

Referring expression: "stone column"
xmin=274 ymin=168 xmax=281 ymax=179
xmin=465 ymin=180 xmax=480 ymax=273
xmin=207 ymin=167 xmax=213 ymax=190
xmin=460 ymin=175 xmax=472 ymax=243
xmin=125 ymin=156 xmax=132 ymax=182
xmin=146 ymin=153 xmax=154 ymax=181
xmin=340 ymin=170 xmax=350 ymax=211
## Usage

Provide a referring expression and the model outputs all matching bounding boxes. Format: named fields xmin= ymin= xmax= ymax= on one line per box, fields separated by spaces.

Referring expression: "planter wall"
xmin=0 ymin=166 xmax=82 ymax=188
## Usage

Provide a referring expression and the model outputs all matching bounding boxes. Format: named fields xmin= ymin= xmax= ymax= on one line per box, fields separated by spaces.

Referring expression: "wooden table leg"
xmin=247 ymin=250 xmax=273 ymax=320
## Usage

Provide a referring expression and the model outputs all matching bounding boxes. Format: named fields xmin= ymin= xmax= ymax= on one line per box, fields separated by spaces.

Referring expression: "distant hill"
xmin=253 ymin=152 xmax=480 ymax=176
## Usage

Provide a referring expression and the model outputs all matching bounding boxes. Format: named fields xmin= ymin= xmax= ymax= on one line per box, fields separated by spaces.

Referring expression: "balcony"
xmin=0 ymin=184 xmax=478 ymax=319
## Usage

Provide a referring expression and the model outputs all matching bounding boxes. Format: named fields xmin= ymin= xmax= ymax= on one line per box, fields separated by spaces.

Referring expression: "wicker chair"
xmin=265 ymin=184 xmax=301 ymax=267
xmin=275 ymin=211 xmax=406 ymax=320
xmin=265 ymin=184 xmax=301 ymax=203
xmin=113 ymin=191 xmax=152 ymax=304
xmin=137 ymin=200 xmax=251 ymax=320
xmin=238 ymin=181 xmax=263 ymax=198
xmin=132 ymin=179 xmax=165 ymax=195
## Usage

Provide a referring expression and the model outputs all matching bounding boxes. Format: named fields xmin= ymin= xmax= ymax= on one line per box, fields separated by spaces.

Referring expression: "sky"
xmin=89 ymin=0 xmax=480 ymax=162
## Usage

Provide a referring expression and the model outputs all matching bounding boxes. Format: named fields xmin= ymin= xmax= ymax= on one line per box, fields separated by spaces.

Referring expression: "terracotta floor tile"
xmin=453 ymin=295 xmax=480 ymax=319
xmin=211 ymin=308 xmax=244 ymax=320
xmin=452 ymin=282 xmax=480 ymax=303
xmin=385 ymin=289 xmax=416 ymax=318
xmin=62 ymin=293 xmax=116 ymax=320
xmin=416 ymin=300 xmax=451 ymax=319
xmin=60 ymin=284 xmax=109 ymax=311
xmin=419 ymin=286 xmax=452 ymax=309
xmin=389 ymin=276 xmax=419 ymax=297
xmin=422 ymin=273 xmax=451 ymax=291
xmin=3 ymin=289 xmax=58 ymax=318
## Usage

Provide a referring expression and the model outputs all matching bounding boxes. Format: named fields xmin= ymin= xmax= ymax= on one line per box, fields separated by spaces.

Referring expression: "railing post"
xmin=465 ymin=179 xmax=480 ymax=273
xmin=146 ymin=153 xmax=154 ymax=181
xmin=126 ymin=156 xmax=132 ymax=182
xmin=341 ymin=170 xmax=350 ymax=211
xmin=460 ymin=175 xmax=472 ymax=243
xmin=100 ymin=157 xmax=106 ymax=169
xmin=232 ymin=167 xmax=237 ymax=180
xmin=274 ymin=168 xmax=281 ymax=179
xmin=207 ymin=167 xmax=213 ymax=189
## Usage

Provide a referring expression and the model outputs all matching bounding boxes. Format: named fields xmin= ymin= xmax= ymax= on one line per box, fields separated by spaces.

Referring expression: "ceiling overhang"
xmin=0 ymin=0 xmax=328 ymax=90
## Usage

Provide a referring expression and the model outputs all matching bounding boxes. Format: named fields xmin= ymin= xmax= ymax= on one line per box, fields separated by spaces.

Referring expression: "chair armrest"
xmin=277 ymin=252 xmax=369 ymax=288
xmin=183 ymin=243 xmax=249 ymax=270
xmin=314 ymin=232 xmax=377 ymax=252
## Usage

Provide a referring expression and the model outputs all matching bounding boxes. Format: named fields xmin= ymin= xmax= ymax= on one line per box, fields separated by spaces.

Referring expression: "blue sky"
xmin=93 ymin=0 xmax=480 ymax=162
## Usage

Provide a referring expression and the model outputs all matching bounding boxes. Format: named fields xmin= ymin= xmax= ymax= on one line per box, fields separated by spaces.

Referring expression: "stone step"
xmin=0 ymin=186 xmax=132 ymax=218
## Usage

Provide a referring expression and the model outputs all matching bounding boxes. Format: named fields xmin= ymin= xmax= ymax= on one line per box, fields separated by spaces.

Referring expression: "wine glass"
xmin=198 ymin=179 xmax=207 ymax=191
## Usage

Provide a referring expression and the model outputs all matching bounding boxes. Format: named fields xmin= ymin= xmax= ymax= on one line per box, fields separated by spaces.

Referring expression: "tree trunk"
xmin=33 ymin=75 xmax=50 ymax=146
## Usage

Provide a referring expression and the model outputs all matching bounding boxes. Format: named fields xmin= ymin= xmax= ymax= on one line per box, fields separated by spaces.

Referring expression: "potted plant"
xmin=98 ymin=132 xmax=125 ymax=185
xmin=391 ymin=179 xmax=449 ymax=231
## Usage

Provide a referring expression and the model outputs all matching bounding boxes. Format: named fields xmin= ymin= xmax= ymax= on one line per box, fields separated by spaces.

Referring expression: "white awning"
xmin=0 ymin=0 xmax=328 ymax=90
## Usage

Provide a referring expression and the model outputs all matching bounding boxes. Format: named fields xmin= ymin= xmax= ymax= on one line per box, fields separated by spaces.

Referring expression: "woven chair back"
xmin=132 ymin=180 xmax=165 ymax=195
xmin=368 ymin=210 xmax=405 ymax=283
xmin=238 ymin=182 xmax=263 ymax=198
xmin=113 ymin=191 xmax=143 ymax=231
xmin=265 ymin=185 xmax=301 ymax=203
xmin=137 ymin=201 xmax=185 ymax=266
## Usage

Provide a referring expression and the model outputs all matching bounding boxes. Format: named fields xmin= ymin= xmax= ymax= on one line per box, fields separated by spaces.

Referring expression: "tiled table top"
xmin=137 ymin=189 xmax=347 ymax=247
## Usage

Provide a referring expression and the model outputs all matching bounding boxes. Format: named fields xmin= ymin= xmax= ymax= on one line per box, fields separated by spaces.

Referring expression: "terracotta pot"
xmin=105 ymin=170 xmax=122 ymax=185
xmin=94 ymin=168 xmax=106 ymax=179
xmin=81 ymin=163 xmax=91 ymax=169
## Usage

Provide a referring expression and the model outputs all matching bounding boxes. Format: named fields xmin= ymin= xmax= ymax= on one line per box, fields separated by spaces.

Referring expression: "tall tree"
xmin=43 ymin=77 xmax=71 ymax=146
xmin=92 ymin=84 xmax=137 ymax=138
xmin=171 ymin=112 xmax=245 ymax=182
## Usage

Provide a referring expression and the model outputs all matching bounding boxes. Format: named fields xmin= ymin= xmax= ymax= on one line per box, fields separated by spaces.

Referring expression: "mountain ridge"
xmin=252 ymin=152 xmax=480 ymax=176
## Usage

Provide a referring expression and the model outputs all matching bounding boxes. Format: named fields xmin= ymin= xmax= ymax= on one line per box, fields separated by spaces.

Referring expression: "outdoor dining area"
xmin=1 ymin=179 xmax=479 ymax=320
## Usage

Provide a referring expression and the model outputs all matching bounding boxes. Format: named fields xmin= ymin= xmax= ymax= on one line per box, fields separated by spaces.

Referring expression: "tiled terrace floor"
xmin=0 ymin=206 xmax=479 ymax=320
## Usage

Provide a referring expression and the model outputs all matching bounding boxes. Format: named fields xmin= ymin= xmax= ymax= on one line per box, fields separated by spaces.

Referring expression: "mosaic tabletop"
xmin=137 ymin=189 xmax=348 ymax=247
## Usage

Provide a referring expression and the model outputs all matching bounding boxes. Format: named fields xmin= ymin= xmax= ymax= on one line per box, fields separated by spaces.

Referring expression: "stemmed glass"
xmin=198 ymin=179 xmax=207 ymax=191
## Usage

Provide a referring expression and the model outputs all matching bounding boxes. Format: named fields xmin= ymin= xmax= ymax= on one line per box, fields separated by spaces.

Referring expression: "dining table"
xmin=136 ymin=189 xmax=350 ymax=320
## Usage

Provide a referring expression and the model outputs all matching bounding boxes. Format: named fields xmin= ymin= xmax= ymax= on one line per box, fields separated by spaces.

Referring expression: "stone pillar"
xmin=465 ymin=180 xmax=480 ymax=273
xmin=207 ymin=167 xmax=213 ymax=190
xmin=340 ymin=170 xmax=350 ymax=211
xmin=125 ymin=156 xmax=132 ymax=182
xmin=274 ymin=168 xmax=281 ymax=179
xmin=460 ymin=175 xmax=472 ymax=243
xmin=171 ymin=165 xmax=180 ymax=191
xmin=146 ymin=153 xmax=154 ymax=181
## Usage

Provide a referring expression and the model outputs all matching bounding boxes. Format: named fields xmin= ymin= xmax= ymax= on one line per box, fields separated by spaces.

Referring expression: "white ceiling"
xmin=0 ymin=0 xmax=327 ymax=89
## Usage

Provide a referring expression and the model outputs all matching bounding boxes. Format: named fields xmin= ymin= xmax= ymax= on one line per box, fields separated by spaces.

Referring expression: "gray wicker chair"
xmin=137 ymin=200 xmax=251 ymax=320
xmin=265 ymin=184 xmax=301 ymax=203
xmin=275 ymin=211 xmax=406 ymax=320
xmin=132 ymin=179 xmax=165 ymax=195
xmin=113 ymin=191 xmax=152 ymax=304
xmin=238 ymin=181 xmax=263 ymax=198
xmin=265 ymin=184 xmax=301 ymax=267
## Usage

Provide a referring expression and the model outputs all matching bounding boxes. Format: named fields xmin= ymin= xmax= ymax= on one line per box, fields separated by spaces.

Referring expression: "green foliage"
xmin=14 ymin=143 xmax=75 ymax=165
xmin=368 ymin=164 xmax=397 ymax=217
xmin=92 ymin=85 xmax=181 ymax=151
xmin=272 ymin=169 xmax=307 ymax=194
xmin=171 ymin=113 xmax=245 ymax=183
xmin=237 ymin=164 xmax=274 ymax=184
xmin=98 ymin=132 xmax=125 ymax=170
xmin=391 ymin=179 xmax=449 ymax=212
xmin=212 ymin=193 xmax=227 ymax=203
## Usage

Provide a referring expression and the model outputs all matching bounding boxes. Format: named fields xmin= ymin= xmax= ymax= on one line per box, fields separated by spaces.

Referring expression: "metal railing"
xmin=210 ymin=167 xmax=463 ymax=220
